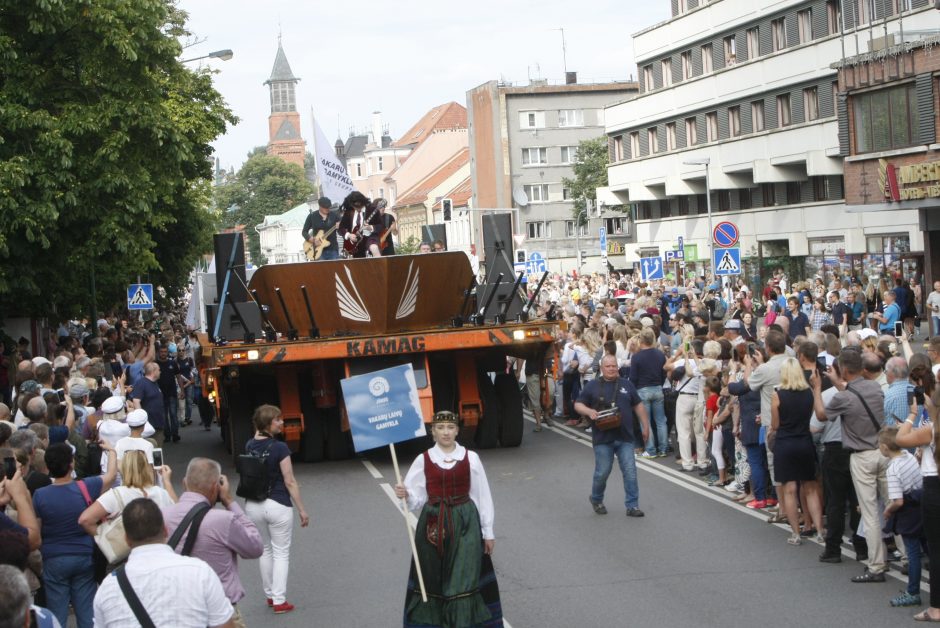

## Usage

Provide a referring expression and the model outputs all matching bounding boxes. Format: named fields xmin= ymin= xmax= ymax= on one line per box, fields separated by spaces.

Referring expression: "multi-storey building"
xmin=836 ymin=10 xmax=940 ymax=288
xmin=603 ymin=0 xmax=935 ymax=289
xmin=468 ymin=78 xmax=638 ymax=274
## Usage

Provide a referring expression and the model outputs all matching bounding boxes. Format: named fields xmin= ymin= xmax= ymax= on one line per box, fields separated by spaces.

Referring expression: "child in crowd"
xmin=704 ymin=376 xmax=729 ymax=487
xmin=880 ymin=427 xmax=925 ymax=608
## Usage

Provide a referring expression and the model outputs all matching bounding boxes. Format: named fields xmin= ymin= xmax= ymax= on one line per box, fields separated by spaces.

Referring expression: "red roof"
xmin=392 ymin=102 xmax=467 ymax=148
xmin=393 ymin=148 xmax=469 ymax=209
xmin=432 ymin=176 xmax=471 ymax=209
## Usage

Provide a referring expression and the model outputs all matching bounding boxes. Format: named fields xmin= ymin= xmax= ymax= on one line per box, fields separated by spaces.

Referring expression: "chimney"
xmin=565 ymin=71 xmax=577 ymax=85
xmin=371 ymin=111 xmax=383 ymax=147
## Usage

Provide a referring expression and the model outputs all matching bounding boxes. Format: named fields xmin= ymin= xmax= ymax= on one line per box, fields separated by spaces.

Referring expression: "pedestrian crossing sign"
xmin=127 ymin=284 xmax=154 ymax=310
xmin=713 ymin=247 xmax=741 ymax=276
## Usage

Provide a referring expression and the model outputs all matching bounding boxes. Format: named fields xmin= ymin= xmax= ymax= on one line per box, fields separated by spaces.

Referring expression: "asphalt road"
xmin=162 ymin=411 xmax=930 ymax=628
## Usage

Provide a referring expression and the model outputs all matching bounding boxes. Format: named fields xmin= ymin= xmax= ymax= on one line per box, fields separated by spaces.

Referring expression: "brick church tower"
xmin=264 ymin=39 xmax=305 ymax=168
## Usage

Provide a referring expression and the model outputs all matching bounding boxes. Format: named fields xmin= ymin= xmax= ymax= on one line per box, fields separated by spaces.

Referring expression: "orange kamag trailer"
xmin=199 ymin=252 xmax=559 ymax=462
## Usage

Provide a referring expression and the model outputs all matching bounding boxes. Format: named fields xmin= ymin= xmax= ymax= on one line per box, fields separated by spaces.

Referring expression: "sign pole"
xmin=389 ymin=443 xmax=428 ymax=603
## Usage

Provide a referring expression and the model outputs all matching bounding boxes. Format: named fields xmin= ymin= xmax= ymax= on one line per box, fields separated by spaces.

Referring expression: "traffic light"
xmin=442 ymin=198 xmax=452 ymax=221
xmin=515 ymin=249 xmax=527 ymax=264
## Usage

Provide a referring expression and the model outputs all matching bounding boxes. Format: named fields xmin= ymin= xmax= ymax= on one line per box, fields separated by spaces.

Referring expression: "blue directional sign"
xmin=678 ymin=236 xmax=684 ymax=249
xmin=598 ymin=227 xmax=607 ymax=253
xmin=640 ymin=256 xmax=664 ymax=281
xmin=526 ymin=251 xmax=547 ymax=275
xmin=341 ymin=363 xmax=427 ymax=453
xmin=127 ymin=284 xmax=154 ymax=310
xmin=713 ymin=247 xmax=742 ymax=276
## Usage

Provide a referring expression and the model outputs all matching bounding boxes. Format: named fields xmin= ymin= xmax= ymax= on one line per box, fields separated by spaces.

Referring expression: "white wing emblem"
xmin=395 ymin=261 xmax=419 ymax=320
xmin=335 ymin=267 xmax=371 ymax=322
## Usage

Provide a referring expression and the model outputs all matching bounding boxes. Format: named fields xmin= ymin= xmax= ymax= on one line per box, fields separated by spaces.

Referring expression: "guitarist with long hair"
xmin=375 ymin=198 xmax=397 ymax=256
xmin=302 ymin=196 xmax=340 ymax=261
xmin=338 ymin=191 xmax=385 ymax=258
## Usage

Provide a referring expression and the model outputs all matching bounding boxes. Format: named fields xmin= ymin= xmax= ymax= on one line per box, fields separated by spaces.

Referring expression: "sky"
xmin=177 ymin=0 xmax=669 ymax=172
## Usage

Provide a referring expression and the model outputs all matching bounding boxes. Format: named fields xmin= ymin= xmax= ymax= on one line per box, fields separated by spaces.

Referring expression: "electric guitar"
xmin=342 ymin=205 xmax=384 ymax=256
xmin=303 ymin=222 xmax=340 ymax=261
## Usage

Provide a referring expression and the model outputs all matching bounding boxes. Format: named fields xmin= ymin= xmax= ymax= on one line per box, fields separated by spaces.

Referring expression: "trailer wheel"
xmin=475 ymin=371 xmax=500 ymax=449
xmin=324 ymin=408 xmax=351 ymax=460
xmin=301 ymin=414 xmax=325 ymax=463
xmin=494 ymin=372 xmax=524 ymax=448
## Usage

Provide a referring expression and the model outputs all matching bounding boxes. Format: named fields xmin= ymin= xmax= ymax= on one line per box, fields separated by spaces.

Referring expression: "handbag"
xmin=593 ymin=380 xmax=622 ymax=431
xmin=94 ymin=488 xmax=135 ymax=564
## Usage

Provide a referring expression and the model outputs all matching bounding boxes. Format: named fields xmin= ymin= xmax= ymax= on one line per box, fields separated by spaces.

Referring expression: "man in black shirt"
xmin=302 ymin=196 xmax=340 ymax=261
xmin=376 ymin=199 xmax=397 ymax=256
xmin=155 ymin=344 xmax=180 ymax=442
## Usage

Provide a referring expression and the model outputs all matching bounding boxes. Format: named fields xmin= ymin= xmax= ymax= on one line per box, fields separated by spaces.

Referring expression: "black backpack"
xmin=235 ymin=439 xmax=276 ymax=501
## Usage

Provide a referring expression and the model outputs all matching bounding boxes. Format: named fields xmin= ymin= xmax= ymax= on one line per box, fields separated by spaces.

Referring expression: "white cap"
xmin=126 ymin=409 xmax=148 ymax=427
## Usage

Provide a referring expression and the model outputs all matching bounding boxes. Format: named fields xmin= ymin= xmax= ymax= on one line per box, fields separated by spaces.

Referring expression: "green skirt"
xmin=403 ymin=500 xmax=502 ymax=628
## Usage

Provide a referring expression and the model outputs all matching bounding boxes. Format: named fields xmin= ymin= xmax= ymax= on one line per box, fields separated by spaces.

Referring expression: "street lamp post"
xmin=683 ymin=157 xmax=713 ymax=287
xmin=180 ymin=49 xmax=234 ymax=64
xmin=574 ymin=207 xmax=586 ymax=271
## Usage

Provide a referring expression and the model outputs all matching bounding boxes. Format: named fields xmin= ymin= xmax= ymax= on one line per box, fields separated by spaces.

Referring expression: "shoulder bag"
xmin=95 ymin=488 xmax=135 ymax=565
xmin=167 ymin=501 xmax=212 ymax=557
xmin=115 ymin=566 xmax=157 ymax=628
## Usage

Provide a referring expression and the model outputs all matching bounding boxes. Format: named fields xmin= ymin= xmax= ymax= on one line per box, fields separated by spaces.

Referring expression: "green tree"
xmin=396 ymin=236 xmax=422 ymax=255
xmin=0 ymin=0 xmax=236 ymax=317
xmin=562 ymin=137 xmax=610 ymax=225
xmin=215 ymin=153 xmax=315 ymax=264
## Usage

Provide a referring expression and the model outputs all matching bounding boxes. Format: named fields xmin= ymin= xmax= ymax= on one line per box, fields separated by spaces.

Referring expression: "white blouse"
xmin=402 ymin=444 xmax=495 ymax=540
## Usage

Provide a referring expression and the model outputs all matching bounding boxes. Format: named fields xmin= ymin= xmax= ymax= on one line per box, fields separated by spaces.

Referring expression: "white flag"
xmin=312 ymin=114 xmax=355 ymax=204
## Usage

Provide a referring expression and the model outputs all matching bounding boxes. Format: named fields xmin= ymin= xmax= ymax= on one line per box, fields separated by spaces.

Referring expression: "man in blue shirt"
xmin=629 ymin=329 xmax=668 ymax=458
xmin=575 ymin=355 xmax=650 ymax=517
xmin=883 ymin=357 xmax=911 ymax=427
xmin=131 ymin=362 xmax=166 ymax=445
xmin=872 ymin=290 xmax=901 ymax=335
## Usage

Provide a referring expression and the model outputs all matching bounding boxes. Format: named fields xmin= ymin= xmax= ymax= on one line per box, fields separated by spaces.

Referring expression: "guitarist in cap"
xmin=302 ymin=196 xmax=340 ymax=261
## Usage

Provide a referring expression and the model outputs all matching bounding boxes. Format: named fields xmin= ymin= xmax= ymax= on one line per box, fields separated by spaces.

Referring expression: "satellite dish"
xmin=512 ymin=186 xmax=529 ymax=207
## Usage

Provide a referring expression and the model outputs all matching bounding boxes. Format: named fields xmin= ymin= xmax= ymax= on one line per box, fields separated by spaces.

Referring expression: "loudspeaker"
xmin=206 ymin=303 xmax=263 ymax=341
xmin=421 ymin=224 xmax=447 ymax=249
xmin=213 ymin=233 xmax=248 ymax=303
xmin=478 ymin=213 xmax=523 ymax=322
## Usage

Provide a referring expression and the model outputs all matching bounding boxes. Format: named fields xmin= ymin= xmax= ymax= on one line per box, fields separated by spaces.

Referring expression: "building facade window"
xmin=724 ymin=36 xmax=736 ymax=66
xmin=853 ymin=84 xmax=919 ymax=153
xmin=777 ymin=93 xmax=792 ymax=126
xmin=523 ymin=184 xmax=550 ymax=202
xmin=558 ymin=109 xmax=584 ymax=127
xmin=662 ymin=59 xmax=673 ymax=86
xmin=355 ymin=163 xmax=362 ymax=177
xmin=747 ymin=27 xmax=760 ymax=59
xmin=560 ymin=145 xmax=578 ymax=164
xmin=613 ymin=135 xmax=624 ymax=161
xmin=681 ymin=51 xmax=692 ymax=79
xmin=666 ymin=122 xmax=677 ymax=150
xmin=738 ymin=188 xmax=752 ymax=209
xmin=562 ymin=187 xmax=572 ymax=200
xmin=648 ymin=127 xmax=659 ymax=153
xmin=521 ymin=147 xmax=547 ymax=165
xmin=729 ymin=106 xmax=741 ymax=136
xmin=642 ymin=65 xmax=654 ymax=91
xmin=519 ymin=111 xmax=545 ymax=129
xmin=685 ymin=117 xmax=698 ymax=145
xmin=798 ymin=9 xmax=813 ymax=44
xmin=565 ymin=221 xmax=588 ymax=237
xmin=706 ymin=112 xmax=718 ymax=142
xmin=772 ymin=18 xmax=786 ymax=51
xmin=701 ymin=44 xmax=713 ymax=73
xmin=629 ymin=132 xmax=640 ymax=158
xmin=827 ymin=1 xmax=841 ymax=34
xmin=526 ymin=221 xmax=552 ymax=239
xmin=804 ymin=87 xmax=819 ymax=121
xmin=855 ymin=0 xmax=870 ymax=26
xmin=604 ymin=217 xmax=628 ymax=235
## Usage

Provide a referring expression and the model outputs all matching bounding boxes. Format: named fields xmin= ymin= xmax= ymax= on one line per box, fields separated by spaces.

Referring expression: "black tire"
xmin=324 ymin=408 xmax=351 ymax=460
xmin=475 ymin=371 xmax=500 ymax=449
xmin=494 ymin=372 xmax=524 ymax=448
xmin=301 ymin=413 xmax=325 ymax=462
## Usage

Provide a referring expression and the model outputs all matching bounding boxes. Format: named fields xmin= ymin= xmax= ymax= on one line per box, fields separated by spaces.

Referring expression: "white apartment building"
xmin=603 ymin=0 xmax=938 ymax=289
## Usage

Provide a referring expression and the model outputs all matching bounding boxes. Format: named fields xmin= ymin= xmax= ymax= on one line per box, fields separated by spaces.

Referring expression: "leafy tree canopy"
xmin=0 ymin=0 xmax=237 ymax=318
xmin=562 ymin=137 xmax=610 ymax=225
xmin=215 ymin=153 xmax=315 ymax=264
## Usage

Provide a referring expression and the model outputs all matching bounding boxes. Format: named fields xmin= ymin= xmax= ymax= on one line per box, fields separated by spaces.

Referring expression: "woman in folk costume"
xmin=394 ymin=411 xmax=502 ymax=628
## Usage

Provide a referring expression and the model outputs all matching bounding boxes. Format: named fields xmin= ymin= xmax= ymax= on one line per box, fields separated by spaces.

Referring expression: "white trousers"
xmin=676 ymin=394 xmax=707 ymax=469
xmin=711 ymin=428 xmax=725 ymax=470
xmin=245 ymin=498 xmax=294 ymax=604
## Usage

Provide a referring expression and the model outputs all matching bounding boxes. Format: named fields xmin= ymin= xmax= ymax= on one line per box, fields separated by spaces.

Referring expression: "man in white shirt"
xmin=93 ymin=498 xmax=235 ymax=628
xmin=927 ymin=280 xmax=940 ymax=339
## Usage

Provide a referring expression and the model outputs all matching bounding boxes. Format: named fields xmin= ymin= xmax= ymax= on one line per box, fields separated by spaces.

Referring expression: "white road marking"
xmin=362 ymin=459 xmax=383 ymax=479
xmin=531 ymin=413 xmax=923 ymax=591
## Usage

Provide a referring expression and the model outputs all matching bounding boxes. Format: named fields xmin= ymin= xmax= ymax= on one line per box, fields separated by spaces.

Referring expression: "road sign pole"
xmin=704 ymin=165 xmax=713 ymax=286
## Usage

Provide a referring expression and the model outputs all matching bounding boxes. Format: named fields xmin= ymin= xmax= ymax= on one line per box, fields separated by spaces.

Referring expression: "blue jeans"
xmin=745 ymin=443 xmax=768 ymax=500
xmin=164 ymin=394 xmax=179 ymax=438
xmin=591 ymin=439 xmax=639 ymax=509
xmin=933 ymin=316 xmax=940 ymax=338
xmin=902 ymin=535 xmax=924 ymax=595
xmin=638 ymin=386 xmax=667 ymax=455
xmin=44 ymin=553 xmax=96 ymax=628
xmin=319 ymin=249 xmax=339 ymax=260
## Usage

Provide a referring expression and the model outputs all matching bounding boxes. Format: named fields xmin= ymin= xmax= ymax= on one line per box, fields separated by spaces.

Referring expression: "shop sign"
xmin=881 ymin=158 xmax=940 ymax=202
xmin=607 ymin=241 xmax=625 ymax=255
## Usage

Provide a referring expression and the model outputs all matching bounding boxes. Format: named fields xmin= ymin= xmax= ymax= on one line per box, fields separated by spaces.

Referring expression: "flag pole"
xmin=390 ymin=443 xmax=428 ymax=602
